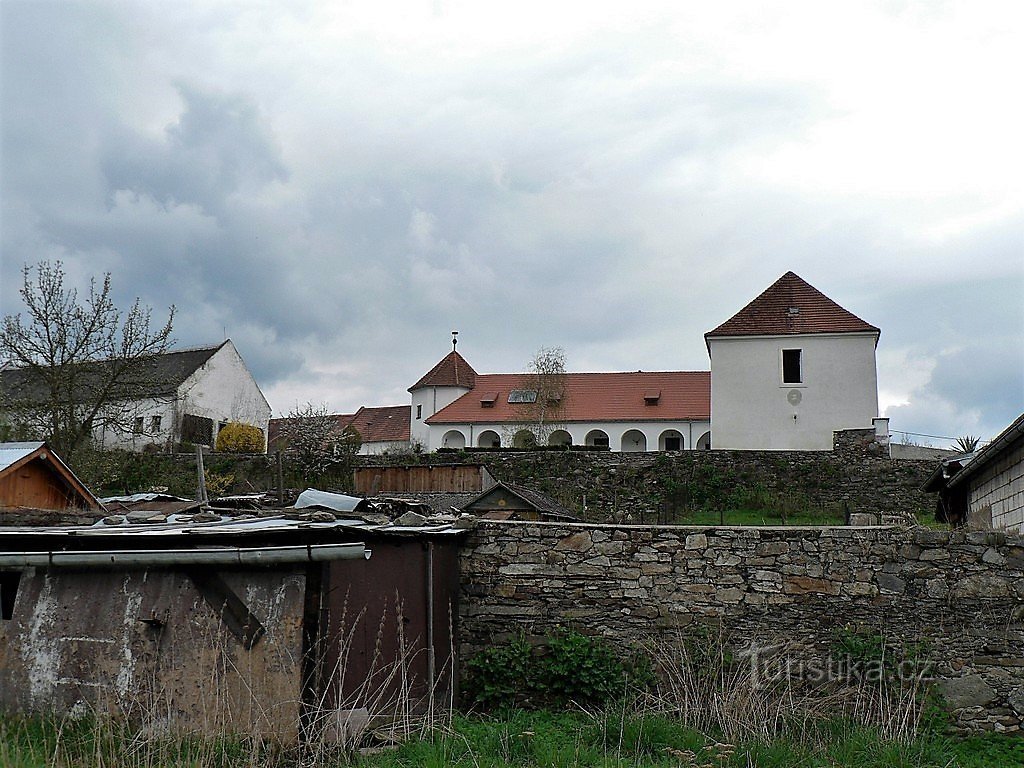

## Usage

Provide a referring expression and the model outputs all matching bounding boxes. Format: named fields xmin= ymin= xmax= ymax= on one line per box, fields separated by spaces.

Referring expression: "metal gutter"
xmin=0 ymin=542 xmax=370 ymax=569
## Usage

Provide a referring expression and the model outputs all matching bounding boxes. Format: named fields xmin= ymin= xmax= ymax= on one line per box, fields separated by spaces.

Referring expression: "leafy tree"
xmin=0 ymin=262 xmax=175 ymax=461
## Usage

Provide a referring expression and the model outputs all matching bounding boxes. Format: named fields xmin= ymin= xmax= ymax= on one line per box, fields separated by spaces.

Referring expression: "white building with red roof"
xmin=704 ymin=271 xmax=882 ymax=450
xmin=402 ymin=272 xmax=883 ymax=453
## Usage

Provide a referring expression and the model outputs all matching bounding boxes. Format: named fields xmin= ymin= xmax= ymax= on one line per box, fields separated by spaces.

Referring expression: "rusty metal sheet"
xmin=0 ymin=567 xmax=306 ymax=740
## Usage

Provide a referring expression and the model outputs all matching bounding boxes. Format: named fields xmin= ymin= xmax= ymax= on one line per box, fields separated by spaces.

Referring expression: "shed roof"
xmin=705 ymin=272 xmax=879 ymax=343
xmin=461 ymin=481 xmax=576 ymax=520
xmin=427 ymin=371 xmax=710 ymax=424
xmin=0 ymin=441 xmax=103 ymax=511
xmin=408 ymin=351 xmax=477 ymax=391
xmin=947 ymin=412 xmax=1024 ymax=490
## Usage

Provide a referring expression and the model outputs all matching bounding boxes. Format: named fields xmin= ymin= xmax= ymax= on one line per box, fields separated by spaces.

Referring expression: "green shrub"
xmin=464 ymin=629 xmax=649 ymax=710
xmin=215 ymin=422 xmax=265 ymax=453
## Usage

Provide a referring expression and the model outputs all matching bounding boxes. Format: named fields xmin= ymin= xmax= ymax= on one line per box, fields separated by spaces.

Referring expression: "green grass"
xmin=359 ymin=711 xmax=1024 ymax=768
xmin=1 ymin=711 xmax=1021 ymax=767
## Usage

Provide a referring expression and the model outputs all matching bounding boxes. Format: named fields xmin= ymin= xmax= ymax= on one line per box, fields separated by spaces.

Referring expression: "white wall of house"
xmin=709 ymin=333 xmax=878 ymax=450
xmin=176 ymin=341 xmax=272 ymax=450
xmin=410 ymin=385 xmax=471 ymax=450
xmin=93 ymin=397 xmax=178 ymax=451
xmin=359 ymin=440 xmax=411 ymax=456
xmin=427 ymin=420 xmax=712 ymax=452
xmin=968 ymin=440 xmax=1024 ymax=532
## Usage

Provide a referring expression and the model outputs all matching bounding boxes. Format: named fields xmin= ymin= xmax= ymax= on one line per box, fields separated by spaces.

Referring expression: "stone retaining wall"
xmin=363 ymin=430 xmax=936 ymax=523
xmin=459 ymin=521 xmax=1024 ymax=732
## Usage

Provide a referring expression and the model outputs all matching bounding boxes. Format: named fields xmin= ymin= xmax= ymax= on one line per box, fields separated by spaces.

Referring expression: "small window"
xmin=150 ymin=415 xmax=162 ymax=434
xmin=508 ymin=390 xmax=538 ymax=404
xmin=416 ymin=404 xmax=423 ymax=420
xmin=782 ymin=349 xmax=802 ymax=384
xmin=480 ymin=393 xmax=498 ymax=408
xmin=643 ymin=390 xmax=661 ymax=405
xmin=664 ymin=436 xmax=681 ymax=451
xmin=593 ymin=435 xmax=609 ymax=448
xmin=133 ymin=416 xmax=144 ymax=434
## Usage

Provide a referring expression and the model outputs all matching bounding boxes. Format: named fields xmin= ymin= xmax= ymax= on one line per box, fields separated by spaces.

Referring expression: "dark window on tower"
xmin=782 ymin=349 xmax=803 ymax=384
xmin=416 ymin=404 xmax=423 ymax=420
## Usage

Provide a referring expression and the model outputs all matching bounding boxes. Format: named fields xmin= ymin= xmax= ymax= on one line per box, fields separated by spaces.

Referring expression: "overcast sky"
xmin=2 ymin=1 xmax=1021 ymax=446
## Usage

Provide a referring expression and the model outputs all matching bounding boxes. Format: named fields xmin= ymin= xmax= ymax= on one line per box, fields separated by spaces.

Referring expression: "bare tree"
xmin=504 ymin=346 xmax=568 ymax=447
xmin=0 ymin=261 xmax=175 ymax=459
xmin=278 ymin=402 xmax=361 ymax=481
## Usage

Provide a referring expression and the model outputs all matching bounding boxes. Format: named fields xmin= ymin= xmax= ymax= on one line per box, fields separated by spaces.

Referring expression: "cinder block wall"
xmin=460 ymin=521 xmax=1024 ymax=732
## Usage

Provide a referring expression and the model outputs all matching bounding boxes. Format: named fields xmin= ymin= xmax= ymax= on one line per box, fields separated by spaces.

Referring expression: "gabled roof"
xmin=409 ymin=351 xmax=477 ymax=391
xmin=460 ymin=481 xmax=576 ymax=520
xmin=0 ymin=441 xmax=103 ymax=511
xmin=349 ymin=405 xmax=411 ymax=444
xmin=705 ymin=272 xmax=879 ymax=343
xmin=0 ymin=341 xmax=228 ymax=403
xmin=427 ymin=371 xmax=710 ymax=425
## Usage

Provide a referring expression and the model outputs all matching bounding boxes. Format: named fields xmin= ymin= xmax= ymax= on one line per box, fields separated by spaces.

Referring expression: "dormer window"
xmin=782 ymin=348 xmax=803 ymax=384
xmin=508 ymin=390 xmax=537 ymax=404
xmin=480 ymin=393 xmax=498 ymax=408
xmin=643 ymin=390 xmax=661 ymax=405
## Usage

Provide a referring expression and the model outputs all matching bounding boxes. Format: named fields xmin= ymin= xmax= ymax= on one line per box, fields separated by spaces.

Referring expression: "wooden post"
xmin=276 ymin=450 xmax=284 ymax=506
xmin=196 ymin=445 xmax=208 ymax=506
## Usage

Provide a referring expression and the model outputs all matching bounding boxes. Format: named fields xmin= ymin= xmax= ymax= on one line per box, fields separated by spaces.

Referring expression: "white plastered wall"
xmin=410 ymin=385 xmax=471 ymax=450
xmin=709 ymin=333 xmax=879 ymax=450
xmin=176 ymin=341 xmax=272 ymax=450
xmin=427 ymin=420 xmax=711 ymax=452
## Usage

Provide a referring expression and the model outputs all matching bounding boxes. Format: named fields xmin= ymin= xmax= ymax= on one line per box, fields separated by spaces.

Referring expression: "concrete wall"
xmin=709 ymin=333 xmax=879 ymax=450
xmin=0 ymin=567 xmax=306 ymax=739
xmin=970 ymin=438 xmax=1024 ymax=532
xmin=460 ymin=521 xmax=1024 ymax=732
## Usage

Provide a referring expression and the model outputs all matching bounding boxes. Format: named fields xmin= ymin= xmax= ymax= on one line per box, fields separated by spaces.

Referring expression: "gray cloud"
xmin=2 ymin=1 xmax=1021 ymax=429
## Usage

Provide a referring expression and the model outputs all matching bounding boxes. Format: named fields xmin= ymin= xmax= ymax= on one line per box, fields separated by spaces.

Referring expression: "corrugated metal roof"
xmin=0 ymin=442 xmax=45 ymax=472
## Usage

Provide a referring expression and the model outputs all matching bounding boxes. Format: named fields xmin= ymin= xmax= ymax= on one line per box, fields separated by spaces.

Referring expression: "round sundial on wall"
xmin=787 ymin=389 xmax=802 ymax=406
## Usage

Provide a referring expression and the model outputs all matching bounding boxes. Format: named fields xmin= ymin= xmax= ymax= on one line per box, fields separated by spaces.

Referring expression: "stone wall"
xmin=362 ymin=430 xmax=936 ymax=524
xmin=459 ymin=520 xmax=1024 ymax=732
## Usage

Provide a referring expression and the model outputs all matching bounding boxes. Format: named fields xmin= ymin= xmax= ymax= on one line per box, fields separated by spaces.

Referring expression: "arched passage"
xmin=548 ymin=430 xmax=572 ymax=447
xmin=513 ymin=429 xmax=537 ymax=449
xmin=696 ymin=431 xmax=711 ymax=450
xmin=584 ymin=429 xmax=609 ymax=449
xmin=441 ymin=430 xmax=465 ymax=449
xmin=477 ymin=430 xmax=501 ymax=448
xmin=659 ymin=430 xmax=684 ymax=451
xmin=621 ymin=429 xmax=647 ymax=452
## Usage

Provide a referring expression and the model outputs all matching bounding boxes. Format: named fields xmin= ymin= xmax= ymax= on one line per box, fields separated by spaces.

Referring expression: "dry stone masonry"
xmin=459 ymin=521 xmax=1024 ymax=732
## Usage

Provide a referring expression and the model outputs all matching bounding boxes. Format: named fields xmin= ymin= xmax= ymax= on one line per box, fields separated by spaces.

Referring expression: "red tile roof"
xmin=348 ymin=405 xmax=411 ymax=443
xmin=705 ymin=272 xmax=879 ymax=342
xmin=426 ymin=371 xmax=710 ymax=424
xmin=408 ymin=351 xmax=478 ymax=391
